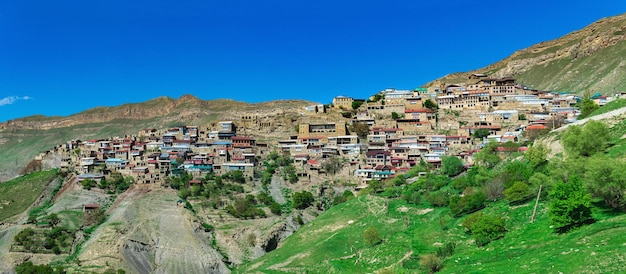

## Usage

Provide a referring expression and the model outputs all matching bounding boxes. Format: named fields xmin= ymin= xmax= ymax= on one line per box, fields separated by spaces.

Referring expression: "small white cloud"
xmin=0 ymin=96 xmax=33 ymax=106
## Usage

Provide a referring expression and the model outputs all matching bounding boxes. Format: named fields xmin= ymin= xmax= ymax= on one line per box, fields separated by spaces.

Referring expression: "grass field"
xmin=588 ymin=99 xmax=626 ymax=118
xmin=237 ymin=194 xmax=626 ymax=273
xmin=0 ymin=169 xmax=58 ymax=221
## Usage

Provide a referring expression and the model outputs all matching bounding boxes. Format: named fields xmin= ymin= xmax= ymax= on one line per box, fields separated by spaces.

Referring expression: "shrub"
xmin=363 ymin=227 xmax=381 ymax=246
xmin=296 ymin=215 xmax=304 ymax=225
xmin=292 ymin=191 xmax=314 ymax=209
xmin=201 ymin=223 xmax=214 ymax=232
xmin=420 ymin=254 xmax=443 ymax=273
xmin=425 ymin=191 xmax=450 ymax=207
xmin=462 ymin=212 xmax=506 ymax=246
xmin=504 ymin=181 xmax=532 ymax=204
xmin=449 ymin=189 xmax=486 ymax=217
xmin=269 ymin=202 xmax=282 ymax=215
xmin=436 ymin=242 xmax=456 ymax=259
xmin=484 ymin=178 xmax=505 ymax=201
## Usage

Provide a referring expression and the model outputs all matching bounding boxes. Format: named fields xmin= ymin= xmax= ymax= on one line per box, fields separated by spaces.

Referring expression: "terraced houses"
xmin=48 ymin=77 xmax=603 ymax=190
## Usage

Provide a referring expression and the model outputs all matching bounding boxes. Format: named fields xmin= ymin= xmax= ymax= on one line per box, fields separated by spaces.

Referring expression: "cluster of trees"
xmin=224 ymin=191 xmax=284 ymax=219
xmin=292 ymin=191 xmax=314 ymax=210
xmin=13 ymin=226 xmax=73 ymax=254
xmin=80 ymin=172 xmax=134 ymax=194
xmin=262 ymin=152 xmax=297 ymax=185
xmin=545 ymin=120 xmax=623 ymax=231
xmin=225 ymin=194 xmax=267 ymax=219
xmin=99 ymin=172 xmax=134 ymax=193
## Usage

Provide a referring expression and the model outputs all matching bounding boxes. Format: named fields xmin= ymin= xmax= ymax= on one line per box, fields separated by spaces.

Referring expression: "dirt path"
xmin=269 ymin=175 xmax=286 ymax=204
xmin=552 ymin=107 xmax=626 ymax=132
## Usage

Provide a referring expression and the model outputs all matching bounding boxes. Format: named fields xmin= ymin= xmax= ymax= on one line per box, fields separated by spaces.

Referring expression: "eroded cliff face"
xmin=427 ymin=13 xmax=626 ymax=92
xmin=78 ymin=188 xmax=231 ymax=274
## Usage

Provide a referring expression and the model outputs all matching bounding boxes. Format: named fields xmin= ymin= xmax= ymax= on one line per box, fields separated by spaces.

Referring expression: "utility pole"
xmin=531 ymin=185 xmax=543 ymax=223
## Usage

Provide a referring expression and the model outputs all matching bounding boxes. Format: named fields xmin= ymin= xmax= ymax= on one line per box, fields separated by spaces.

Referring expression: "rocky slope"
xmin=75 ymin=187 xmax=230 ymax=274
xmin=426 ymin=13 xmax=626 ymax=94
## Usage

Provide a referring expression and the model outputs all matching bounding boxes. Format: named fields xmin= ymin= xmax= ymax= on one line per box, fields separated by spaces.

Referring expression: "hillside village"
xmin=35 ymin=76 xmax=617 ymax=192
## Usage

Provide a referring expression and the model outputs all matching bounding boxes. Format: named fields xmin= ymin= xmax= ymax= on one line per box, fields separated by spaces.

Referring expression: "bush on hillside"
xmin=584 ymin=155 xmax=626 ymax=211
xmin=292 ymin=191 xmax=314 ymax=209
xmin=449 ymin=189 xmax=487 ymax=216
xmin=462 ymin=212 xmax=506 ymax=246
xmin=419 ymin=253 xmax=443 ymax=273
xmin=549 ymin=176 xmax=594 ymax=233
xmin=504 ymin=181 xmax=532 ymax=205
xmin=363 ymin=227 xmax=381 ymax=246
xmin=441 ymin=156 xmax=465 ymax=177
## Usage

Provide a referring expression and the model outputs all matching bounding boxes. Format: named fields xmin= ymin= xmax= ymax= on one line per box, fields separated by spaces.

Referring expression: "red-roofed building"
xmin=366 ymin=150 xmax=391 ymax=166
xmin=231 ymin=136 xmax=256 ymax=148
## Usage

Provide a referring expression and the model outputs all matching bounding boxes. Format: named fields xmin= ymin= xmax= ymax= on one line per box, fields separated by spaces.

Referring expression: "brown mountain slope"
xmin=426 ymin=13 xmax=626 ymax=94
xmin=0 ymin=95 xmax=316 ymax=181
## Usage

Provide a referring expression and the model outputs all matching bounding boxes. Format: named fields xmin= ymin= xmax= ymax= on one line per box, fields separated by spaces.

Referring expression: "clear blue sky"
xmin=1 ymin=0 xmax=625 ymax=122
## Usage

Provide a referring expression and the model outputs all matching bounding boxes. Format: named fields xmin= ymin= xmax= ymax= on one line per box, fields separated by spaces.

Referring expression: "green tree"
xmin=584 ymin=155 xmax=626 ymax=210
xmin=368 ymin=179 xmax=383 ymax=193
xmin=473 ymin=128 xmax=491 ymax=139
xmin=391 ymin=112 xmax=401 ymax=120
xmin=363 ymin=227 xmax=381 ymax=246
xmin=449 ymin=189 xmax=487 ymax=216
xmin=549 ymin=176 xmax=593 ymax=232
xmin=562 ymin=120 xmax=610 ymax=157
xmin=292 ymin=191 xmax=314 ymax=209
xmin=503 ymin=181 xmax=532 ymax=204
xmin=441 ymin=156 xmax=464 ymax=177
xmin=424 ymin=99 xmax=438 ymax=111
xmin=321 ymin=156 xmax=344 ymax=175
xmin=524 ymin=143 xmax=548 ymax=167
xmin=352 ymin=100 xmax=364 ymax=110
xmin=80 ymin=179 xmax=97 ymax=190
xmin=577 ymin=97 xmax=599 ymax=119
xmin=226 ymin=170 xmax=246 ymax=184
xmin=349 ymin=122 xmax=370 ymax=139
xmin=503 ymin=160 xmax=534 ymax=184
xmin=473 ymin=141 xmax=501 ymax=168
xmin=462 ymin=212 xmax=507 ymax=246
xmin=269 ymin=202 xmax=282 ymax=215
xmin=283 ymin=165 xmax=298 ymax=184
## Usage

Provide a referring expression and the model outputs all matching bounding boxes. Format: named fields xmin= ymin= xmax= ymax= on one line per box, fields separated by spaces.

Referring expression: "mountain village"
xmin=37 ymin=76 xmax=616 ymax=193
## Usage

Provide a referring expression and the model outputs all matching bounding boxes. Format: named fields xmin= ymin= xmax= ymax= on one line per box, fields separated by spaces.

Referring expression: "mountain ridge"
xmin=0 ymin=95 xmax=316 ymax=130
xmin=425 ymin=13 xmax=626 ymax=94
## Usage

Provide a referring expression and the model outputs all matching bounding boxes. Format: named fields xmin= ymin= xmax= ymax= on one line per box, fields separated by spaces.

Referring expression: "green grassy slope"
xmin=0 ymin=118 xmax=162 ymax=177
xmin=516 ymin=40 xmax=626 ymax=93
xmin=238 ymin=194 xmax=626 ymax=273
xmin=0 ymin=169 xmax=58 ymax=220
xmin=239 ymin=115 xmax=626 ymax=273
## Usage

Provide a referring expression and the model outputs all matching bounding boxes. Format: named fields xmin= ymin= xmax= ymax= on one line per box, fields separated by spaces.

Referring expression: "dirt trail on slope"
xmin=553 ymin=107 xmax=626 ymax=132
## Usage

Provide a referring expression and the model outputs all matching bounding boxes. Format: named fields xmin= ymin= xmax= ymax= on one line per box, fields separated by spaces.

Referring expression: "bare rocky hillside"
xmin=426 ymin=13 xmax=626 ymax=94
